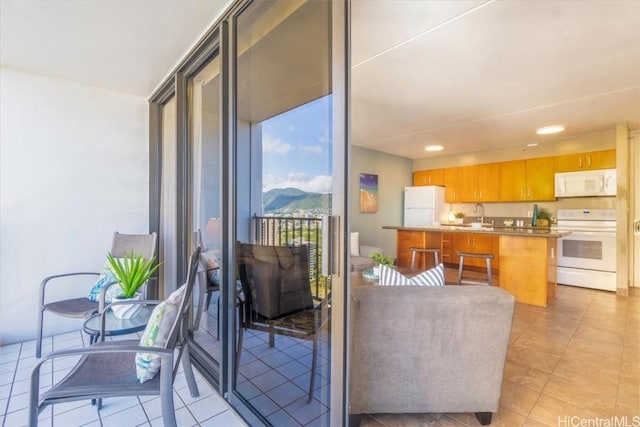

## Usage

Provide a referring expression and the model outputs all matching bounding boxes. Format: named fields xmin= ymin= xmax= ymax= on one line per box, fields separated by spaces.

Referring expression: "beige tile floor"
xmin=2 ymin=279 xmax=638 ymax=427
xmin=0 ymin=332 xmax=247 ymax=427
xmin=359 ymin=280 xmax=640 ymax=427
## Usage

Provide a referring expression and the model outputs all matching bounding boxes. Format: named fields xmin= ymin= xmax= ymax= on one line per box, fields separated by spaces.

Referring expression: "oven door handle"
xmin=560 ymin=231 xmax=616 ymax=237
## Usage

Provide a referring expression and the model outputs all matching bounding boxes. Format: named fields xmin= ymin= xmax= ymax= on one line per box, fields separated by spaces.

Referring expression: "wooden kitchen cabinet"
xmin=413 ymin=169 xmax=444 ymax=186
xmin=441 ymin=232 xmax=454 ymax=264
xmin=500 ymin=157 xmax=554 ymax=201
xmin=499 ymin=160 xmax=526 ymax=201
xmin=396 ymin=230 xmax=442 ymax=270
xmin=451 ymin=233 xmax=499 ymax=270
xmin=443 ymin=167 xmax=459 ymax=203
xmin=457 ymin=164 xmax=500 ymax=202
xmin=554 ymin=149 xmax=616 ymax=172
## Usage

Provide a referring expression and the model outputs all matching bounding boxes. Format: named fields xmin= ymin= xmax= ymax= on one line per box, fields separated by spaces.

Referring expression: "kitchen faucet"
xmin=474 ymin=203 xmax=484 ymax=224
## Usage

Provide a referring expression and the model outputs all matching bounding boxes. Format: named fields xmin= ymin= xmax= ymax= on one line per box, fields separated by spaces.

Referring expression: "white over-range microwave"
xmin=554 ymin=169 xmax=616 ymax=197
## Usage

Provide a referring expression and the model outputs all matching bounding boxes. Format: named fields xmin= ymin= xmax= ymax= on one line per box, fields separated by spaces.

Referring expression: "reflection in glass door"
xmin=189 ymin=56 xmax=224 ymax=375
xmin=230 ymin=1 xmax=341 ymax=425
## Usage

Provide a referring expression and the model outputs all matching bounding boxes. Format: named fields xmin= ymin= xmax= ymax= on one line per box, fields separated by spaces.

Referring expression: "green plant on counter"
xmin=454 ymin=212 xmax=465 ymax=219
xmin=536 ymin=208 xmax=552 ymax=221
xmin=370 ymin=252 xmax=394 ymax=267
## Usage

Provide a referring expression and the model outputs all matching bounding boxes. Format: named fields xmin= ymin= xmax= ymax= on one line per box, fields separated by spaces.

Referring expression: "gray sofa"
xmin=350 ymin=244 xmax=383 ymax=272
xmin=349 ymin=285 xmax=515 ymax=425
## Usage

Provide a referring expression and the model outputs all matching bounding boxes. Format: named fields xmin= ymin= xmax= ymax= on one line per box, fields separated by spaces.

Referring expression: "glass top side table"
xmin=83 ymin=305 xmax=155 ymax=344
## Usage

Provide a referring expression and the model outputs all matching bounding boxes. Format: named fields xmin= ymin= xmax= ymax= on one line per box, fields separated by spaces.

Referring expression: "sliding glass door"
xmin=189 ymin=54 xmax=225 ymax=378
xmin=226 ymin=1 xmax=348 ymax=425
xmin=150 ymin=1 xmax=348 ymax=424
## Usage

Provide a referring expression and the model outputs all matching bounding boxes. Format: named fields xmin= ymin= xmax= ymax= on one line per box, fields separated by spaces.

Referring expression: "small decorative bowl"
xmin=503 ymin=219 xmax=514 ymax=226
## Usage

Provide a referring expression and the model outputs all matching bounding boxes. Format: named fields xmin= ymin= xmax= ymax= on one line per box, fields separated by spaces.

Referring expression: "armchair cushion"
xmin=238 ymin=243 xmax=314 ymax=319
xmin=88 ymin=260 xmax=121 ymax=302
xmin=199 ymin=250 xmax=219 ymax=270
xmin=350 ymin=232 xmax=360 ymax=256
xmin=136 ymin=284 xmax=186 ymax=383
xmin=199 ymin=249 xmax=220 ymax=286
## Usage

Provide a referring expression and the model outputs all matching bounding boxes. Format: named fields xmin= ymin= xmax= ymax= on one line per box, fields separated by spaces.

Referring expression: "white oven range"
xmin=553 ymin=209 xmax=616 ymax=292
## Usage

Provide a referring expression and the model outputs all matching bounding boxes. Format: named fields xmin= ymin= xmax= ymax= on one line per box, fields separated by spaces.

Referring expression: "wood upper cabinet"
xmin=499 ymin=160 xmax=527 ymax=200
xmin=443 ymin=167 xmax=459 ymax=203
xmin=499 ymin=157 xmax=554 ymax=201
xmin=478 ymin=163 xmax=500 ymax=201
xmin=526 ymin=157 xmax=555 ymax=200
xmin=413 ymin=169 xmax=444 ymax=186
xmin=457 ymin=166 xmax=476 ymax=202
xmin=554 ymin=149 xmax=616 ymax=172
xmin=458 ymin=164 xmax=500 ymax=202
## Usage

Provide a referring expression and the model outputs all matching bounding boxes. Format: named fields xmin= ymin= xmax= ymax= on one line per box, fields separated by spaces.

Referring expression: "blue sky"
xmin=261 ymin=96 xmax=332 ymax=194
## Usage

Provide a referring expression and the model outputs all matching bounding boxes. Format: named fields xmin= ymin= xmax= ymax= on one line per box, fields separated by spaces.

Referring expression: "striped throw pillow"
xmin=379 ymin=264 xmax=409 ymax=286
xmin=379 ymin=263 xmax=444 ymax=287
xmin=410 ymin=263 xmax=445 ymax=286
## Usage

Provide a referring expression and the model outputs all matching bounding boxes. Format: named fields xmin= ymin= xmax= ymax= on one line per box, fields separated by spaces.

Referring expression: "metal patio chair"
xmin=36 ymin=232 xmax=157 ymax=357
xmin=235 ymin=242 xmax=330 ymax=403
xmin=29 ymin=247 xmax=201 ymax=427
xmin=192 ymin=229 xmax=221 ymax=334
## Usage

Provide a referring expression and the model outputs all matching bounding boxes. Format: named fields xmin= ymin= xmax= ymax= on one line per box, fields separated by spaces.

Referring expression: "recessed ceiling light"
xmin=536 ymin=125 xmax=565 ymax=135
xmin=527 ymin=142 xmax=539 ymax=147
xmin=425 ymin=145 xmax=443 ymax=152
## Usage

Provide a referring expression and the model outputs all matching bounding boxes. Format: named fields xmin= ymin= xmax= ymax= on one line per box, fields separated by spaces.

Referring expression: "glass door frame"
xmin=148 ymin=0 xmax=351 ymax=424
xmin=222 ymin=0 xmax=350 ymax=425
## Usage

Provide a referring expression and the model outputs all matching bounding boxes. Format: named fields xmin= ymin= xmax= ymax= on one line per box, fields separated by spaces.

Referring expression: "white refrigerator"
xmin=404 ymin=186 xmax=446 ymax=227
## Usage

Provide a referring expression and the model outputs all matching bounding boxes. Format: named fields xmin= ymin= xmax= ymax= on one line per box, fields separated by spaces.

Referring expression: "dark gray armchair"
xmin=36 ymin=232 xmax=157 ymax=357
xmin=29 ymin=247 xmax=201 ymax=427
xmin=236 ymin=242 xmax=330 ymax=403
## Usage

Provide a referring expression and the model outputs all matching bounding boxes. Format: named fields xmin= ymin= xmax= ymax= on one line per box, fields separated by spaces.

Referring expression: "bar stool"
xmin=457 ymin=251 xmax=494 ymax=285
xmin=409 ymin=247 xmax=440 ymax=270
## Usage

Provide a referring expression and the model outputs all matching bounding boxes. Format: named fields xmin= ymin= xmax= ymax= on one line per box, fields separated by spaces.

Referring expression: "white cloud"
xmin=299 ymin=144 xmax=323 ymax=154
xmin=262 ymin=133 xmax=292 ymax=155
xmin=263 ymin=172 xmax=332 ymax=193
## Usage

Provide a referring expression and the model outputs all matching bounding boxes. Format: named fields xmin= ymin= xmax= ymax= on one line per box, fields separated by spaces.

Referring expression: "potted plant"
xmin=370 ymin=252 xmax=394 ymax=267
xmin=536 ymin=208 xmax=552 ymax=228
xmin=369 ymin=252 xmax=394 ymax=277
xmin=454 ymin=212 xmax=465 ymax=225
xmin=106 ymin=251 xmax=161 ymax=319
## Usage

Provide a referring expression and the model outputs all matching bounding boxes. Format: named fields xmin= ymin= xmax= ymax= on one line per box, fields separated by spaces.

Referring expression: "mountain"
xmin=263 ymin=188 xmax=331 ymax=214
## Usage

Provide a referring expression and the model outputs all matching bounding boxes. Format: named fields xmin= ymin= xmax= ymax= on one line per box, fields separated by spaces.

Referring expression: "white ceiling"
xmin=2 ymin=0 xmax=639 ymax=160
xmin=351 ymin=0 xmax=640 ymax=159
xmin=0 ymin=0 xmax=231 ymax=97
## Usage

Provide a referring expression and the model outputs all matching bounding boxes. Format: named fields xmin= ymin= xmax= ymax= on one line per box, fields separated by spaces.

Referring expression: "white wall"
xmin=0 ymin=68 xmax=149 ymax=344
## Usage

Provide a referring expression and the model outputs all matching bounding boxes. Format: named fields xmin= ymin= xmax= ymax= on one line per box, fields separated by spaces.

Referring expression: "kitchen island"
xmin=382 ymin=225 xmax=570 ymax=307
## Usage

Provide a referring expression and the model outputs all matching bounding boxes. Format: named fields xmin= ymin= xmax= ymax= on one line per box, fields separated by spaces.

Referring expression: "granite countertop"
xmin=382 ymin=224 xmax=571 ymax=238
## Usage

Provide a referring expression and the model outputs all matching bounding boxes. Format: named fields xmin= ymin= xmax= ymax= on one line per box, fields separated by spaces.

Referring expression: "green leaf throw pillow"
xmin=135 ymin=284 xmax=186 ymax=383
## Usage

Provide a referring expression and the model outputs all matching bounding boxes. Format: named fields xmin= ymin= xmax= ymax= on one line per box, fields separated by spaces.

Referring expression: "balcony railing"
xmin=251 ymin=215 xmax=330 ymax=299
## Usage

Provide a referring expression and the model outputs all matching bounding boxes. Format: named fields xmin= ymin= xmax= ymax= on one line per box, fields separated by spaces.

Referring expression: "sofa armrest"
xmin=359 ymin=245 xmax=382 ymax=258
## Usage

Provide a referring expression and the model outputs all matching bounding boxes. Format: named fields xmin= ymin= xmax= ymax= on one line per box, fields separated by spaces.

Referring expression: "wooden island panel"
xmin=499 ymin=235 xmax=556 ymax=307
xmin=396 ymin=229 xmax=442 ymax=270
xmin=385 ymin=226 xmax=564 ymax=307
